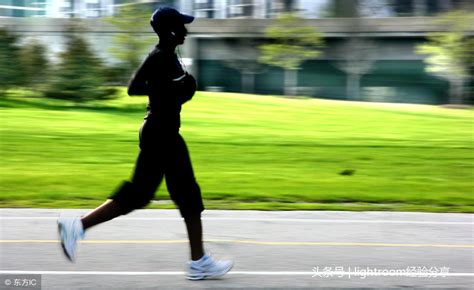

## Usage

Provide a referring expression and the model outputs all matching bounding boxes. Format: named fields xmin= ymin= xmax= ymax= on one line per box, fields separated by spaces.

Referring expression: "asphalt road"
xmin=0 ymin=209 xmax=472 ymax=289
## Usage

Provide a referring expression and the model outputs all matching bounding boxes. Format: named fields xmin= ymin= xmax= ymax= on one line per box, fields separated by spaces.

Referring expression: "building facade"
xmin=188 ymin=0 xmax=469 ymax=19
xmin=1 ymin=0 xmax=115 ymax=18
xmin=1 ymin=0 xmax=469 ymax=18
xmin=0 ymin=0 xmax=47 ymax=17
xmin=0 ymin=0 xmax=472 ymax=104
xmin=48 ymin=0 xmax=114 ymax=18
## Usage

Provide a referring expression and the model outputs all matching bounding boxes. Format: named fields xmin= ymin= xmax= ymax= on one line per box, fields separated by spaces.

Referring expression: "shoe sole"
xmin=57 ymin=221 xmax=74 ymax=262
xmin=187 ymin=262 xmax=234 ymax=280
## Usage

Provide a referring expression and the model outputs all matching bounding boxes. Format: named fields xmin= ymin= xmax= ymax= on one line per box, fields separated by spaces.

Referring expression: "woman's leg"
xmin=165 ymin=134 xmax=205 ymax=261
xmin=184 ymin=213 xmax=205 ymax=261
xmin=59 ymin=121 xmax=164 ymax=261
xmin=81 ymin=145 xmax=164 ymax=231
xmin=80 ymin=199 xmax=123 ymax=230
xmin=164 ymin=134 xmax=233 ymax=280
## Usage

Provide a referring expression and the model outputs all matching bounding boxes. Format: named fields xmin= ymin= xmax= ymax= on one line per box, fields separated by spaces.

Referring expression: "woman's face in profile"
xmin=173 ymin=24 xmax=188 ymax=45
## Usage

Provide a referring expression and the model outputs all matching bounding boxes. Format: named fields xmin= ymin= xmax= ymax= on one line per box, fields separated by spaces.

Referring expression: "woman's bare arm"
xmin=127 ymin=56 xmax=152 ymax=96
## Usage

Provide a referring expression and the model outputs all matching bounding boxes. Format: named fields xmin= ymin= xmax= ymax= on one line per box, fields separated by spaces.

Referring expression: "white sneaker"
xmin=57 ymin=216 xmax=84 ymax=262
xmin=187 ymin=253 xmax=233 ymax=280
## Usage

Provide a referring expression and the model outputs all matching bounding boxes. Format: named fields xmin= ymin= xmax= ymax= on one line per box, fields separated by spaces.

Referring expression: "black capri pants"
xmin=109 ymin=118 xmax=205 ymax=218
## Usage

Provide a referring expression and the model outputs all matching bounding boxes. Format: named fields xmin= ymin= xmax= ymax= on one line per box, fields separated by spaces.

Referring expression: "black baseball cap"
xmin=150 ymin=7 xmax=194 ymax=31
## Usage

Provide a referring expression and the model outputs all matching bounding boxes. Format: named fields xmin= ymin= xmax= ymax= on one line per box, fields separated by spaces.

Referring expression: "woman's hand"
xmin=174 ymin=72 xmax=197 ymax=104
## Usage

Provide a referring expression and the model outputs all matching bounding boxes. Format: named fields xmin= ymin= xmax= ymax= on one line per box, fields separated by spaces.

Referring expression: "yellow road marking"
xmin=0 ymin=240 xmax=473 ymax=248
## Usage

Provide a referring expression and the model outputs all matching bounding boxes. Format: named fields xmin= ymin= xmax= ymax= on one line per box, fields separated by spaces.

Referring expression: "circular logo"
xmin=4 ymin=279 xmax=11 ymax=286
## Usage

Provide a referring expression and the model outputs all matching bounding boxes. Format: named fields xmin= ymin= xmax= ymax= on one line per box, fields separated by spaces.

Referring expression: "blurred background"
xmin=0 ymin=0 xmax=473 ymax=212
xmin=1 ymin=0 xmax=473 ymax=104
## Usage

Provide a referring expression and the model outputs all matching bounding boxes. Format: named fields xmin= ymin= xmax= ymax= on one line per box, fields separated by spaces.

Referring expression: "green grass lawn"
xmin=1 ymin=89 xmax=473 ymax=212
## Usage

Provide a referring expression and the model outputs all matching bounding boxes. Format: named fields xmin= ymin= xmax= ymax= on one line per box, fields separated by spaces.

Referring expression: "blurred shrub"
xmin=0 ymin=28 xmax=24 ymax=92
xmin=19 ymin=39 xmax=51 ymax=92
xmin=102 ymin=64 xmax=130 ymax=86
xmin=44 ymin=21 xmax=117 ymax=102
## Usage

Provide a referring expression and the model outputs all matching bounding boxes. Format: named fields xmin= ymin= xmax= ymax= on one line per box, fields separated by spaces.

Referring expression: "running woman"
xmin=57 ymin=7 xmax=233 ymax=280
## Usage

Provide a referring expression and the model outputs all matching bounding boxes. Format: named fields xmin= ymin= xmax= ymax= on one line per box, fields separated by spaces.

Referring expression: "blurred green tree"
xmin=335 ymin=37 xmax=378 ymax=101
xmin=258 ymin=13 xmax=324 ymax=96
xmin=104 ymin=4 xmax=155 ymax=84
xmin=329 ymin=0 xmax=359 ymax=17
xmin=45 ymin=20 xmax=116 ymax=102
xmin=415 ymin=10 xmax=474 ymax=104
xmin=321 ymin=0 xmax=360 ymax=17
xmin=19 ymin=39 xmax=50 ymax=91
xmin=0 ymin=28 xmax=23 ymax=93
xmin=223 ymin=39 xmax=266 ymax=94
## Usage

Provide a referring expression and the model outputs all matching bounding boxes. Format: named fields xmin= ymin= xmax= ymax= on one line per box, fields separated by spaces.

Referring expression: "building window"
xmin=0 ymin=8 xmax=11 ymax=17
xmin=266 ymin=0 xmax=297 ymax=18
xmin=194 ymin=0 xmax=214 ymax=18
xmin=86 ymin=2 xmax=100 ymax=17
xmin=392 ymin=0 xmax=414 ymax=16
xmin=451 ymin=0 xmax=469 ymax=9
xmin=227 ymin=0 xmax=254 ymax=18
xmin=426 ymin=0 xmax=442 ymax=15
xmin=11 ymin=0 xmax=25 ymax=17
